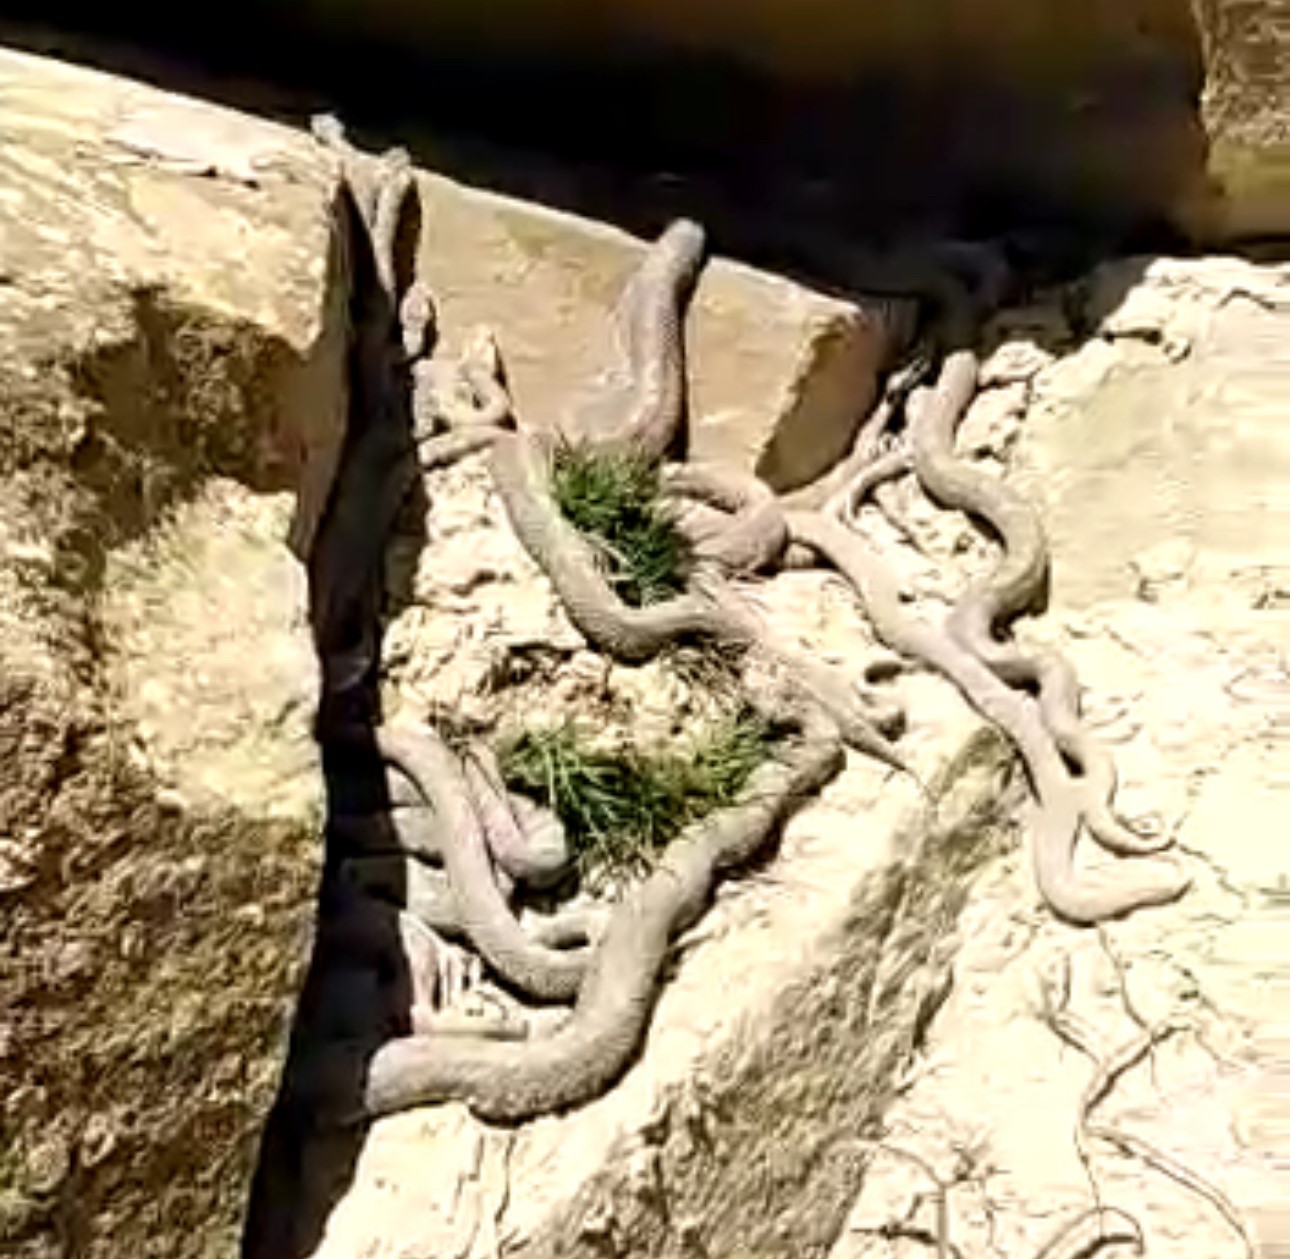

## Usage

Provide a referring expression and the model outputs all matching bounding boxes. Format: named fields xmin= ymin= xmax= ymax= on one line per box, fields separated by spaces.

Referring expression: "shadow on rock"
xmin=242 ymin=174 xmax=433 ymax=1259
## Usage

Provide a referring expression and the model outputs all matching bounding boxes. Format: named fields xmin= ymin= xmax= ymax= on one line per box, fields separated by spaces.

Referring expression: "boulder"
xmin=293 ymin=255 xmax=1289 ymax=1259
xmin=407 ymin=173 xmax=912 ymax=489
xmin=4 ymin=0 xmax=1285 ymax=242
xmin=0 ymin=45 xmax=910 ymax=1257
xmin=0 ymin=48 xmax=341 ymax=1259
xmin=1192 ymin=0 xmax=1290 ymax=240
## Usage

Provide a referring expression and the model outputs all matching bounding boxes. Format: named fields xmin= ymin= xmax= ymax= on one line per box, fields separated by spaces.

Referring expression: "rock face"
xmin=1193 ymin=0 xmax=1290 ymax=239
xmin=0 ymin=47 xmax=908 ymax=1258
xmin=0 ymin=49 xmax=341 ymax=1258
xmin=4 ymin=0 xmax=1284 ymax=242
xmin=833 ymin=257 xmax=1289 ymax=1259
xmin=335 ymin=0 xmax=1290 ymax=242
xmin=405 ymin=175 xmax=912 ymax=489
xmin=2 ymin=39 xmax=1282 ymax=1259
xmin=278 ymin=256 xmax=1287 ymax=1259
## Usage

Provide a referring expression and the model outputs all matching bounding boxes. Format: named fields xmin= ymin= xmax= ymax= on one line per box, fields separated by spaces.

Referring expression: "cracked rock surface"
xmin=0 ymin=49 xmax=340 ymax=1259
xmin=301 ymin=259 xmax=1287 ymax=1259
xmin=1 ymin=43 xmax=1285 ymax=1259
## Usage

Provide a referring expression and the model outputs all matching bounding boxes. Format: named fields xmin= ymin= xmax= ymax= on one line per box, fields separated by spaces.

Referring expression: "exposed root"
xmin=1038 ymin=956 xmax=1253 ymax=1259
xmin=1029 ymin=1206 xmax=1144 ymax=1259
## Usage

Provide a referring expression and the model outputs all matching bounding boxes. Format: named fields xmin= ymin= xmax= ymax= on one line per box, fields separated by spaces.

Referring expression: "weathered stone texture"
xmin=0 ymin=49 xmax=341 ymax=1258
xmin=377 ymin=0 xmax=1287 ymax=240
xmin=404 ymin=174 xmax=911 ymax=489
xmin=0 ymin=45 xmax=913 ymax=1257
xmin=292 ymin=255 xmax=1289 ymax=1259
xmin=3 ymin=36 xmax=1282 ymax=1259
xmin=1194 ymin=0 xmax=1290 ymax=238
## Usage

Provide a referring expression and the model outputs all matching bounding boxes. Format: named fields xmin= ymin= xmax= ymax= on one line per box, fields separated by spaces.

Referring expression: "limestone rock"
xmin=5 ymin=37 xmax=1282 ymax=1259
xmin=0 ymin=46 xmax=919 ymax=1259
xmin=404 ymin=174 xmax=913 ymax=490
xmin=831 ymin=254 xmax=1289 ymax=1259
xmin=0 ymin=49 xmax=343 ymax=1258
xmin=277 ymin=253 xmax=1287 ymax=1259
xmin=1193 ymin=0 xmax=1290 ymax=240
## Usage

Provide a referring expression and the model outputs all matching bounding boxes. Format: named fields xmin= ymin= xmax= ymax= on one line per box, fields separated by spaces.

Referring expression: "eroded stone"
xmin=0 ymin=49 xmax=342 ymax=1259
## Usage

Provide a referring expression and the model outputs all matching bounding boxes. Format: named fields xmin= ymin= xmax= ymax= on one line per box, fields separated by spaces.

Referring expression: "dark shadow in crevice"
xmin=0 ymin=0 xmax=1260 ymax=301
xmin=241 ymin=176 xmax=432 ymax=1259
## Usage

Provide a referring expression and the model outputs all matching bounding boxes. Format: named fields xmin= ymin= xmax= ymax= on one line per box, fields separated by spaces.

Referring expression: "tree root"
xmin=1038 ymin=955 xmax=1253 ymax=1259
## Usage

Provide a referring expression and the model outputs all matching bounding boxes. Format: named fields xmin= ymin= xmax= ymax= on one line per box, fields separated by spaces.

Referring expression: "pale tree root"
xmin=1038 ymin=960 xmax=1254 ymax=1259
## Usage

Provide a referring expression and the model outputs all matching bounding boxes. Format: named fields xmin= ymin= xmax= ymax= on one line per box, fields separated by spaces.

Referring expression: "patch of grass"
xmin=551 ymin=440 xmax=691 ymax=606
xmin=498 ymin=710 xmax=774 ymax=878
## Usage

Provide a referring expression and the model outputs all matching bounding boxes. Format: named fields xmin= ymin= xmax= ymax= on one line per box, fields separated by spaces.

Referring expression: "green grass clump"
xmin=551 ymin=441 xmax=691 ymax=607
xmin=498 ymin=711 xmax=773 ymax=877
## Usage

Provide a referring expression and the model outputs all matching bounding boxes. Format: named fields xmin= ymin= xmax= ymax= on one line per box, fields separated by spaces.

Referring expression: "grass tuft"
xmin=498 ymin=710 xmax=773 ymax=878
xmin=551 ymin=440 xmax=691 ymax=606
